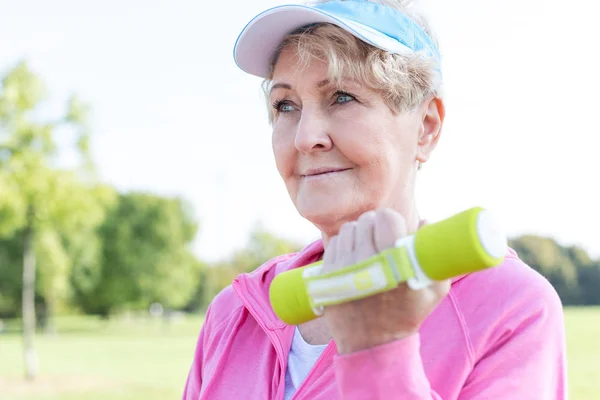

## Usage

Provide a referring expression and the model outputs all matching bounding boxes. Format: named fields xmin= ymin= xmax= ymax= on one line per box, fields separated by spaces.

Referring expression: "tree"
xmin=578 ymin=262 xmax=600 ymax=305
xmin=72 ymin=192 xmax=201 ymax=316
xmin=196 ymin=224 xmax=303 ymax=310
xmin=0 ymin=61 xmax=112 ymax=380
xmin=231 ymin=223 xmax=304 ymax=274
xmin=0 ymin=235 xmax=24 ymax=318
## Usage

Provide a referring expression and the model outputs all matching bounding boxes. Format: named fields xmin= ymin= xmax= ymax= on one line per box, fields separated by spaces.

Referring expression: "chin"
xmin=295 ymin=194 xmax=364 ymax=234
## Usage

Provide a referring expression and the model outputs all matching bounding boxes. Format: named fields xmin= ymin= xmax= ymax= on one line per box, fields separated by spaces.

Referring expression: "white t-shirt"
xmin=283 ymin=325 xmax=328 ymax=400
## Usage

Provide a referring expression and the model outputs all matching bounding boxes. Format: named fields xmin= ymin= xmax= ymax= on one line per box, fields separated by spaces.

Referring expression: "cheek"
xmin=333 ymin=116 xmax=389 ymax=169
xmin=272 ymin=128 xmax=295 ymax=179
xmin=332 ymin=111 xmax=411 ymax=188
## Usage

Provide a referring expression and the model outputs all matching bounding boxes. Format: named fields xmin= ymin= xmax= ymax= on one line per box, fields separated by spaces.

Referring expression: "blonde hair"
xmin=262 ymin=0 xmax=442 ymax=123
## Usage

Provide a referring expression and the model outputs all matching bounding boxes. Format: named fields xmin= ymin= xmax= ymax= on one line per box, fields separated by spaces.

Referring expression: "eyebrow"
xmin=269 ymin=78 xmax=355 ymax=96
xmin=270 ymin=83 xmax=291 ymax=94
xmin=316 ymin=78 xmax=331 ymax=89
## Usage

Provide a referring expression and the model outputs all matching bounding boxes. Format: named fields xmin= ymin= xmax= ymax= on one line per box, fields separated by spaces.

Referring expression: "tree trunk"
xmin=22 ymin=220 xmax=39 ymax=381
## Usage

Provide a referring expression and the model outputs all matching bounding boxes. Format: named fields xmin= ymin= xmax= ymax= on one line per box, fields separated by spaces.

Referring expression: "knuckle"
xmin=329 ymin=236 xmax=338 ymax=247
xmin=376 ymin=207 xmax=399 ymax=222
xmin=377 ymin=209 xmax=406 ymax=232
xmin=358 ymin=210 xmax=376 ymax=224
xmin=340 ymin=221 xmax=356 ymax=236
xmin=343 ymin=220 xmax=357 ymax=230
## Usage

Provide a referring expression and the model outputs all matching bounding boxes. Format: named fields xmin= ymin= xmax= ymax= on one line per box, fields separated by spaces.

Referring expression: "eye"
xmin=272 ymin=100 xmax=295 ymax=113
xmin=334 ymin=92 xmax=355 ymax=105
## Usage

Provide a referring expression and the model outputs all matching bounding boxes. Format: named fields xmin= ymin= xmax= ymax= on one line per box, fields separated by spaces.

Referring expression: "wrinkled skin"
xmin=269 ymin=47 xmax=447 ymax=352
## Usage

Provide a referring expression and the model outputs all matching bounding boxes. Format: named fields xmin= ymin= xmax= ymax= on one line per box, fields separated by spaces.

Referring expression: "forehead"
xmin=270 ymin=47 xmax=361 ymax=94
xmin=272 ymin=47 xmax=327 ymax=78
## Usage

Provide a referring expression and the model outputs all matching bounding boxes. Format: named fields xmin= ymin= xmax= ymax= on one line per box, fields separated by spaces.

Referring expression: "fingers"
xmin=323 ymin=235 xmax=337 ymax=273
xmin=354 ymin=211 xmax=377 ymax=261
xmin=336 ymin=221 xmax=356 ymax=267
xmin=323 ymin=209 xmax=409 ymax=272
xmin=374 ymin=209 xmax=407 ymax=253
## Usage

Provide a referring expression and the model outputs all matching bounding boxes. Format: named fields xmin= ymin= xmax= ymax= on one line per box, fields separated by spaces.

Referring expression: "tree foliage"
xmin=192 ymin=225 xmax=304 ymax=311
xmin=0 ymin=60 xmax=113 ymax=379
xmin=72 ymin=192 xmax=202 ymax=316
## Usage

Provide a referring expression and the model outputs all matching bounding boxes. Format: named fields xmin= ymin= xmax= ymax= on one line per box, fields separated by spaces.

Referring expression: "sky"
xmin=1 ymin=0 xmax=598 ymax=262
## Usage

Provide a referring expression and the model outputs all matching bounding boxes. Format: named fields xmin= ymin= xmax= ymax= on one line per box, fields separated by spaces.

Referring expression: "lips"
xmin=301 ymin=167 xmax=351 ymax=177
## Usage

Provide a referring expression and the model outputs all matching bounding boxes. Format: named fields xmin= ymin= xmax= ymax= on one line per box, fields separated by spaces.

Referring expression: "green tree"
xmin=197 ymin=225 xmax=303 ymax=310
xmin=0 ymin=61 xmax=111 ymax=380
xmin=73 ymin=192 xmax=201 ymax=316
xmin=228 ymin=223 xmax=304 ymax=274
xmin=0 ymin=235 xmax=23 ymax=318
xmin=578 ymin=262 xmax=600 ymax=305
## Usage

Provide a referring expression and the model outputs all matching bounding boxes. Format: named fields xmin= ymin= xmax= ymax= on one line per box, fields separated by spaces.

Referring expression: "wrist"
xmin=337 ymin=330 xmax=416 ymax=354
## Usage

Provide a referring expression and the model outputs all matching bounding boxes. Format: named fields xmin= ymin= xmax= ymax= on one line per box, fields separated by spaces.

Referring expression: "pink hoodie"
xmin=183 ymin=239 xmax=567 ymax=399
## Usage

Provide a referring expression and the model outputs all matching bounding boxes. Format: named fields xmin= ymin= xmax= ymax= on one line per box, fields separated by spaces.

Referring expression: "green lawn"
xmin=564 ymin=307 xmax=600 ymax=399
xmin=0 ymin=314 xmax=204 ymax=400
xmin=0 ymin=307 xmax=598 ymax=399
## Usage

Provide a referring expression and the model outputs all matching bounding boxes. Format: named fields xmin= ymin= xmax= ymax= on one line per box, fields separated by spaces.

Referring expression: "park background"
xmin=1 ymin=0 xmax=599 ymax=398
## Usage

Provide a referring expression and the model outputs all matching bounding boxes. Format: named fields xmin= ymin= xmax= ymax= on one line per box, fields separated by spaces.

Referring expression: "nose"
xmin=294 ymin=108 xmax=333 ymax=153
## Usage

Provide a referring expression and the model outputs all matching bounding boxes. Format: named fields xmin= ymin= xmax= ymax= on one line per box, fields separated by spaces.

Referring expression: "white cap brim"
xmin=233 ymin=5 xmax=414 ymax=78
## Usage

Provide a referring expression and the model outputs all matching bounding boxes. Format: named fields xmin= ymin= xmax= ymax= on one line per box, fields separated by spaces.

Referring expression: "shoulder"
xmin=450 ymin=248 xmax=565 ymax=348
xmin=453 ymin=248 xmax=563 ymax=311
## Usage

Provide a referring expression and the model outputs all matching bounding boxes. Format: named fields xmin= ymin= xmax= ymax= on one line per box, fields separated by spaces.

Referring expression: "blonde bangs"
xmin=263 ymin=23 xmax=441 ymax=123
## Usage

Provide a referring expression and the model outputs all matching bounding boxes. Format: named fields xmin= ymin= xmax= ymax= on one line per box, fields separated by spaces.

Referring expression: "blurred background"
xmin=0 ymin=0 xmax=598 ymax=399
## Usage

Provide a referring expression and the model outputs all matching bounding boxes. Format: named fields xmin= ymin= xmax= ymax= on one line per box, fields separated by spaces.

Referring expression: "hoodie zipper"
xmin=232 ymin=277 xmax=291 ymax=398
xmin=289 ymin=340 xmax=337 ymax=400
xmin=230 ymin=244 xmax=330 ymax=400
xmin=232 ymin=274 xmax=340 ymax=400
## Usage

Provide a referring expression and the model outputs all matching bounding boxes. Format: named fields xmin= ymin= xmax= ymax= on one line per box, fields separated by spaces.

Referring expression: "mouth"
xmin=301 ymin=167 xmax=352 ymax=178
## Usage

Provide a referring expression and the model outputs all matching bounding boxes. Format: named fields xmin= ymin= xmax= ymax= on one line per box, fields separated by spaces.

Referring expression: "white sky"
xmin=1 ymin=0 xmax=599 ymax=262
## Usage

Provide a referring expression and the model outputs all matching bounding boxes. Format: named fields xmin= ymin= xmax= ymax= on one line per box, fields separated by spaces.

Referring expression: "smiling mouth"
xmin=302 ymin=168 xmax=351 ymax=178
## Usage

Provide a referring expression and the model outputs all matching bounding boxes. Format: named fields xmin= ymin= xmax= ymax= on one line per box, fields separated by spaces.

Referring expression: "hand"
xmin=321 ymin=209 xmax=450 ymax=354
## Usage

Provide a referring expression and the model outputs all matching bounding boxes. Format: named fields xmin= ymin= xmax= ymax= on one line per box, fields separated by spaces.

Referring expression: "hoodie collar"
xmin=232 ymin=239 xmax=325 ymax=329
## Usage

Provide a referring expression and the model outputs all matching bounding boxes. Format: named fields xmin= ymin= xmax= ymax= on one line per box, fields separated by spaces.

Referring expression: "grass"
xmin=0 ymin=307 xmax=598 ymax=399
xmin=0 ymin=313 xmax=204 ymax=400
xmin=564 ymin=307 xmax=600 ymax=399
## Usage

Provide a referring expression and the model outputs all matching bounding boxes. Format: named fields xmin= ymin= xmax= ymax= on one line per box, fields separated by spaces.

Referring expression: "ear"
xmin=416 ymin=96 xmax=445 ymax=164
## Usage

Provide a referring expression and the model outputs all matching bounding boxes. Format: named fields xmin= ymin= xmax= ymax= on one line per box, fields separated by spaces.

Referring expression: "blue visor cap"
xmin=233 ymin=0 xmax=441 ymax=78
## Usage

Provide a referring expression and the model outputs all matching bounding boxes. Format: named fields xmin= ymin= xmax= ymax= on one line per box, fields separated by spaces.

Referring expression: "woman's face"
xmin=269 ymin=47 xmax=444 ymax=237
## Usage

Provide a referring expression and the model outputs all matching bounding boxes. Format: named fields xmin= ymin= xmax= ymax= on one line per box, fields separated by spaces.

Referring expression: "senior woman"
xmin=183 ymin=1 xmax=567 ymax=399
